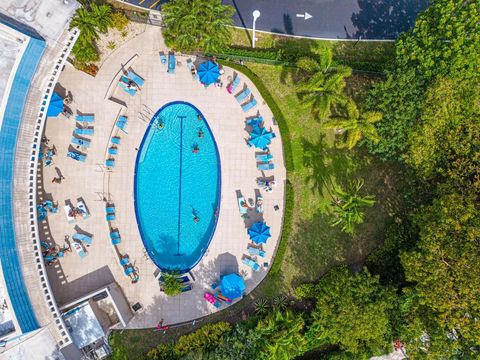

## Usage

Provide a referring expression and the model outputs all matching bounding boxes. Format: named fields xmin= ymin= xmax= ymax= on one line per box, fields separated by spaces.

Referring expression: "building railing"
xmin=28 ymin=28 xmax=80 ymax=348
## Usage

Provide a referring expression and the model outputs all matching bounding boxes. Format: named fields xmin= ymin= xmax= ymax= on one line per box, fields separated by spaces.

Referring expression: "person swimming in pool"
xmin=198 ymin=129 xmax=204 ymax=138
xmin=193 ymin=215 xmax=199 ymax=223
xmin=197 ymin=114 xmax=202 ymax=121
xmin=192 ymin=145 xmax=199 ymax=153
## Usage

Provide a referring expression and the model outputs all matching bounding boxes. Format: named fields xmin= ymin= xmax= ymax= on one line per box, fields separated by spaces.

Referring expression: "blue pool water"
xmin=135 ymin=102 xmax=221 ymax=272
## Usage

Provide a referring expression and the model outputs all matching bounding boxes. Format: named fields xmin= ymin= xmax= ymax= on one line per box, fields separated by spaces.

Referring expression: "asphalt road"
xmin=121 ymin=0 xmax=428 ymax=40
xmin=225 ymin=0 xmax=428 ymax=40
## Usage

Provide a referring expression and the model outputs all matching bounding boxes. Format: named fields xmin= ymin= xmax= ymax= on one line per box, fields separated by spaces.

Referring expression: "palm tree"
xmin=90 ymin=3 xmax=113 ymax=33
xmin=70 ymin=7 xmax=99 ymax=43
xmin=254 ymin=298 xmax=270 ymax=316
xmin=323 ymin=100 xmax=382 ymax=149
xmin=297 ymin=50 xmax=352 ymax=119
xmin=162 ymin=0 xmax=234 ymax=53
xmin=330 ymin=179 xmax=375 ymax=234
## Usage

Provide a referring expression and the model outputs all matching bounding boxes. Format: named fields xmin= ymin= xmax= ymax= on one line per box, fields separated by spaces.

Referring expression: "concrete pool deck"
xmin=41 ymin=25 xmax=286 ymax=327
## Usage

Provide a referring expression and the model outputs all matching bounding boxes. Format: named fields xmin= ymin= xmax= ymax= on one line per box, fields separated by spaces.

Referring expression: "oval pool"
xmin=134 ymin=102 xmax=221 ymax=273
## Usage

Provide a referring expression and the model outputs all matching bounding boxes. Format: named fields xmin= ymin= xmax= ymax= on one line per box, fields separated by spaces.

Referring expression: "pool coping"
xmin=133 ymin=101 xmax=222 ymax=274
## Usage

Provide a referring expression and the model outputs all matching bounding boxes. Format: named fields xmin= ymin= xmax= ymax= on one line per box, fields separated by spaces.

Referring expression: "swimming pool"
xmin=134 ymin=102 xmax=221 ymax=273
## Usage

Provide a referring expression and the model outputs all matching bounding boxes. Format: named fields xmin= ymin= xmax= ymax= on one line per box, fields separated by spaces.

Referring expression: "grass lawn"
xmin=230 ymin=28 xmax=396 ymax=72
xmin=244 ymin=63 xmax=405 ymax=296
xmin=109 ymin=44 xmax=404 ymax=359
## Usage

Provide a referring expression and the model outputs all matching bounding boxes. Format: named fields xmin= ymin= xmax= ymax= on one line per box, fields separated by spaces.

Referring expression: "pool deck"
xmin=41 ymin=25 xmax=286 ymax=327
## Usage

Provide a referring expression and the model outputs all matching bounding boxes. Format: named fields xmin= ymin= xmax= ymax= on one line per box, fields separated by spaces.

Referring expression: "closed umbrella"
xmin=198 ymin=61 xmax=220 ymax=86
xmin=248 ymin=127 xmax=274 ymax=150
xmin=220 ymin=273 xmax=245 ymax=300
xmin=248 ymin=222 xmax=271 ymax=244
xmin=47 ymin=92 xmax=64 ymax=117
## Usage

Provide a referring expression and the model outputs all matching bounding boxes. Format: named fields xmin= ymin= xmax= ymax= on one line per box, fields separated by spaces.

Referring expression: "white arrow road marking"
xmin=296 ymin=12 xmax=313 ymax=20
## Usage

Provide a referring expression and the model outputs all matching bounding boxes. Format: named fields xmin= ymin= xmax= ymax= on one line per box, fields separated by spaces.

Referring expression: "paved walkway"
xmin=42 ymin=25 xmax=285 ymax=327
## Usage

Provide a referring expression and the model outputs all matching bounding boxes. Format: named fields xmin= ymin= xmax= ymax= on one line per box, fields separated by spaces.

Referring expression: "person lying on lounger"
xmin=120 ymin=77 xmax=140 ymax=92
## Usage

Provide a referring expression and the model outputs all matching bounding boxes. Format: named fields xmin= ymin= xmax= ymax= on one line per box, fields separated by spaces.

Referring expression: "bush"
xmin=145 ymin=343 xmax=177 ymax=360
xmin=175 ymin=322 xmax=232 ymax=356
xmin=107 ymin=41 xmax=116 ymax=50
xmin=295 ymin=283 xmax=316 ymax=299
xmin=72 ymin=38 xmax=99 ymax=63
xmin=220 ymin=46 xmax=281 ymax=61
xmin=112 ymin=12 xmax=129 ymax=31
xmin=72 ymin=61 xmax=99 ymax=77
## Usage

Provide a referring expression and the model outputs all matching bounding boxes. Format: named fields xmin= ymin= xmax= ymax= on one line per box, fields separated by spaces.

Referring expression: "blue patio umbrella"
xmin=248 ymin=127 xmax=274 ymax=150
xmin=220 ymin=273 xmax=245 ymax=300
xmin=248 ymin=222 xmax=271 ymax=244
xmin=47 ymin=92 xmax=64 ymax=117
xmin=198 ymin=61 xmax=220 ymax=86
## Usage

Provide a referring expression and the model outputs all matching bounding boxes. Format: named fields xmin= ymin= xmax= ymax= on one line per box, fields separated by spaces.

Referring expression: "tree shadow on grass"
xmin=302 ymin=134 xmax=353 ymax=194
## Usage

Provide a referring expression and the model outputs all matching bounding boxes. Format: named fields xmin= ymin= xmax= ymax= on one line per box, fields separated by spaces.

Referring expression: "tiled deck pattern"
xmin=42 ymin=26 xmax=286 ymax=327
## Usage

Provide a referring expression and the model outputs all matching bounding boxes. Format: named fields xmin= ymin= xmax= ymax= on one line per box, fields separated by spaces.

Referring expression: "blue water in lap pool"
xmin=135 ymin=102 xmax=221 ymax=272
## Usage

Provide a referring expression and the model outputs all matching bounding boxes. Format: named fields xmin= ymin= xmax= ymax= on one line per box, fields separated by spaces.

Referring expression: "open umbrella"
xmin=198 ymin=61 xmax=220 ymax=86
xmin=248 ymin=127 xmax=274 ymax=150
xmin=220 ymin=273 xmax=245 ymax=300
xmin=47 ymin=92 xmax=64 ymax=117
xmin=248 ymin=222 xmax=271 ymax=244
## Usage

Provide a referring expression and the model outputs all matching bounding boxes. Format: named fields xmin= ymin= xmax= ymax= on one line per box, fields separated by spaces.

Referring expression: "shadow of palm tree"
xmin=301 ymin=134 xmax=352 ymax=194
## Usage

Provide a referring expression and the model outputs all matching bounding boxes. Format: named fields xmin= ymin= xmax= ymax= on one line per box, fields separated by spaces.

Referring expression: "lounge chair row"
xmin=105 ymin=116 xmax=127 ymax=168
xmin=242 ymin=257 xmax=260 ymax=271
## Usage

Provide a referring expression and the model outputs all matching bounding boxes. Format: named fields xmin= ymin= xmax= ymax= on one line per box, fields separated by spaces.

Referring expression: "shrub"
xmin=72 ymin=39 xmax=99 ymax=63
xmin=107 ymin=41 xmax=116 ymax=50
xmin=120 ymin=29 xmax=128 ymax=38
xmin=145 ymin=343 xmax=177 ymax=360
xmin=295 ymin=283 xmax=316 ymax=299
xmin=175 ymin=322 xmax=232 ymax=356
xmin=111 ymin=12 xmax=129 ymax=31
xmin=161 ymin=273 xmax=183 ymax=296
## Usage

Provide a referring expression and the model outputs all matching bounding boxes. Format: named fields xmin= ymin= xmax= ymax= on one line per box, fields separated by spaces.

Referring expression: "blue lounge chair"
xmin=75 ymin=115 xmax=95 ymax=123
xmin=186 ymin=59 xmax=199 ymax=80
xmin=168 ymin=53 xmax=176 ymax=74
xmin=242 ymin=98 xmax=258 ymax=112
xmin=37 ymin=205 xmax=47 ymax=221
xmin=119 ymin=82 xmax=136 ymax=96
xmin=256 ymin=153 xmax=273 ymax=162
xmin=72 ymin=233 xmax=93 ymax=245
xmin=257 ymin=162 xmax=274 ymax=171
xmin=236 ymin=88 xmax=251 ymax=103
xmin=110 ymin=231 xmax=121 ymax=245
xmin=106 ymin=214 xmax=115 ymax=221
xmin=181 ymin=284 xmax=192 ymax=292
xmin=211 ymin=280 xmax=219 ymax=289
xmin=67 ymin=151 xmax=86 ymax=162
xmin=126 ymin=69 xmax=144 ymax=87
xmin=108 ymin=147 xmax=118 ymax=155
xmin=227 ymin=76 xmax=241 ymax=94
xmin=248 ymin=246 xmax=266 ymax=258
xmin=105 ymin=159 xmax=115 ymax=168
xmin=106 ymin=206 xmax=115 ymax=213
xmin=111 ymin=136 xmax=121 ymax=145
xmin=237 ymin=196 xmax=248 ymax=215
xmin=74 ymin=128 xmax=94 ymax=136
xmin=159 ymin=51 xmax=167 ymax=65
xmin=71 ymin=137 xmax=91 ymax=148
xmin=124 ymin=266 xmax=135 ymax=276
xmin=116 ymin=116 xmax=128 ymax=133
xmin=243 ymin=257 xmax=260 ymax=271
xmin=120 ymin=257 xmax=130 ymax=266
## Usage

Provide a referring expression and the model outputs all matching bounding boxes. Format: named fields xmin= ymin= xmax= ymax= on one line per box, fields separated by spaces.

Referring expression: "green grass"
xmin=230 ymin=28 xmax=396 ymax=72
xmin=237 ymin=62 xmax=405 ymax=294
xmin=109 ymin=57 xmax=405 ymax=359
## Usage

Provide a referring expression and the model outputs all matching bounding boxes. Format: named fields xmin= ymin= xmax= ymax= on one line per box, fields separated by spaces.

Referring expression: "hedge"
xmin=219 ymin=60 xmax=294 ymax=275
